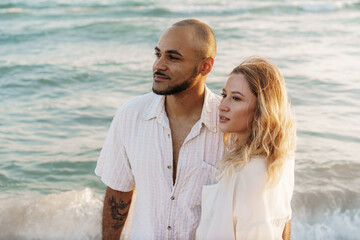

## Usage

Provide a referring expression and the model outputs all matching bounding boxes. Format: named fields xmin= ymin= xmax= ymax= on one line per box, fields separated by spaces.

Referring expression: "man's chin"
xmin=152 ymin=78 xmax=193 ymax=96
xmin=152 ymin=87 xmax=169 ymax=95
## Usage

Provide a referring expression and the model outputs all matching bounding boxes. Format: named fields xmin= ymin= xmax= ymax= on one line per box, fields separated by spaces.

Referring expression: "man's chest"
xmin=123 ymin=121 xmax=223 ymax=186
xmin=169 ymin=120 xmax=194 ymax=166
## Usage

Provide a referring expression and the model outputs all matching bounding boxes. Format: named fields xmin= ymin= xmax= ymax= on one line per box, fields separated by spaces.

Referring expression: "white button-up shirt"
xmin=196 ymin=156 xmax=295 ymax=240
xmin=95 ymin=87 xmax=224 ymax=240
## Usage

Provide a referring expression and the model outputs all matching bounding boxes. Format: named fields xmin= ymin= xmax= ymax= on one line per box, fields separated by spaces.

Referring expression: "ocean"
xmin=1 ymin=0 xmax=359 ymax=239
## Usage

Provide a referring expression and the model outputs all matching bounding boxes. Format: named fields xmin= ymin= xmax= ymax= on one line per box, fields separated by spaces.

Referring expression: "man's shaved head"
xmin=152 ymin=19 xmax=216 ymax=95
xmin=172 ymin=19 xmax=216 ymax=60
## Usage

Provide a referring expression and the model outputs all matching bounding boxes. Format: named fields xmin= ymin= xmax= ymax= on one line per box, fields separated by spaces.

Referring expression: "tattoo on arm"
xmin=108 ymin=196 xmax=131 ymax=230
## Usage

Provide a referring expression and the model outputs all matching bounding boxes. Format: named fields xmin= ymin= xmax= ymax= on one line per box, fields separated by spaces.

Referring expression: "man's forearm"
xmin=102 ymin=187 xmax=133 ymax=240
xmin=282 ymin=220 xmax=291 ymax=240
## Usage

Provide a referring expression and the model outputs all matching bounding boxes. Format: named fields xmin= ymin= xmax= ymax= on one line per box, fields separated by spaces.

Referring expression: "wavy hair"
xmin=217 ymin=56 xmax=296 ymax=186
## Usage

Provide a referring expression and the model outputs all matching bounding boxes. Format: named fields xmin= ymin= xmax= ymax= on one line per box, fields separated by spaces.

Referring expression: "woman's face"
xmin=218 ymin=73 xmax=257 ymax=134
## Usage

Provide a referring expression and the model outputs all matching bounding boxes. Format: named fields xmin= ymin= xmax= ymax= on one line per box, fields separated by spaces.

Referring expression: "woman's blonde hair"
xmin=218 ymin=56 xmax=296 ymax=185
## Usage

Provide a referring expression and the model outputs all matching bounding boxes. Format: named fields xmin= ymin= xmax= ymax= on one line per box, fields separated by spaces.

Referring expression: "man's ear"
xmin=199 ymin=57 xmax=214 ymax=76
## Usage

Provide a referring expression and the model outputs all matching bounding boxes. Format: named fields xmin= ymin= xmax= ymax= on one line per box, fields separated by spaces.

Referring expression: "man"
xmin=95 ymin=19 xmax=224 ymax=239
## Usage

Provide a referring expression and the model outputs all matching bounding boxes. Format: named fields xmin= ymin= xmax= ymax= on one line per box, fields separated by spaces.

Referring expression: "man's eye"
xmin=155 ymin=52 xmax=161 ymax=58
xmin=221 ymin=93 xmax=226 ymax=98
xmin=169 ymin=55 xmax=180 ymax=60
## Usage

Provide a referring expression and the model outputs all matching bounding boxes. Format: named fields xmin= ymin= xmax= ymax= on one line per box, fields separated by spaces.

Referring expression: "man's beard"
xmin=152 ymin=66 xmax=198 ymax=95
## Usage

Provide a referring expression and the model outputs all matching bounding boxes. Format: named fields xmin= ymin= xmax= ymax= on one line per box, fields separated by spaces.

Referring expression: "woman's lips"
xmin=219 ymin=115 xmax=230 ymax=123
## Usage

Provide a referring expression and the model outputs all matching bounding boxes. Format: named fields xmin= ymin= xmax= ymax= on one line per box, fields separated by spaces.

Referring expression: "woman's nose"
xmin=218 ymin=101 xmax=229 ymax=112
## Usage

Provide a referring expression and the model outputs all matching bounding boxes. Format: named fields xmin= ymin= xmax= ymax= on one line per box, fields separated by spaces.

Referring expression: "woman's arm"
xmin=282 ymin=220 xmax=291 ymax=240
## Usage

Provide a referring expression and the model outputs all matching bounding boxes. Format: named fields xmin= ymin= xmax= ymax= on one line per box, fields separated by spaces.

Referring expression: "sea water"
xmin=1 ymin=0 xmax=360 ymax=239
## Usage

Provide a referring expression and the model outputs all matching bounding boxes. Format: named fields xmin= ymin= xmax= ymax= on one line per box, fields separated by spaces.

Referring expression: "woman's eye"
xmin=221 ymin=93 xmax=226 ymax=98
xmin=232 ymin=96 xmax=240 ymax=101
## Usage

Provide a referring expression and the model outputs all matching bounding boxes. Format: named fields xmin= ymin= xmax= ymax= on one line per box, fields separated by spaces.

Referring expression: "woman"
xmin=196 ymin=56 xmax=296 ymax=240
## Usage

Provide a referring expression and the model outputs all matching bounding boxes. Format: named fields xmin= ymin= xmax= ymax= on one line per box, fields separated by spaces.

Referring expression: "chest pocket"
xmin=178 ymin=161 xmax=218 ymax=210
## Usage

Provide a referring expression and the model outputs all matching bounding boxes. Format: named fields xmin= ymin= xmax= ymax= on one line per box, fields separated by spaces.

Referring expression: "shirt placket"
xmin=164 ymin=116 xmax=203 ymax=239
xmin=166 ymin=129 xmax=175 ymax=240
xmin=167 ymin=192 xmax=176 ymax=240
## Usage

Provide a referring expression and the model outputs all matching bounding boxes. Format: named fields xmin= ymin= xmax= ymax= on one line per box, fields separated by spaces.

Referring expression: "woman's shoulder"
xmin=234 ymin=155 xmax=267 ymax=178
xmin=242 ymin=155 xmax=267 ymax=172
xmin=231 ymin=156 xmax=267 ymax=193
xmin=232 ymin=156 xmax=294 ymax=192
xmin=233 ymin=155 xmax=294 ymax=177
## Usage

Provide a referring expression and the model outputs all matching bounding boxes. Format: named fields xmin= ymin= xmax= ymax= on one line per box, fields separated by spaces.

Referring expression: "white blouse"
xmin=196 ymin=156 xmax=295 ymax=240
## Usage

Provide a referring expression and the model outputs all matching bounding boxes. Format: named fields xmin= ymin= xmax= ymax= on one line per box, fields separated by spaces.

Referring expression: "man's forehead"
xmin=157 ymin=26 xmax=197 ymax=52
xmin=163 ymin=25 xmax=194 ymax=35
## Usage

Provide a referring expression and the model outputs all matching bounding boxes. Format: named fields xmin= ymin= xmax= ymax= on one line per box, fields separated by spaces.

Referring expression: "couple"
xmin=95 ymin=19 xmax=295 ymax=240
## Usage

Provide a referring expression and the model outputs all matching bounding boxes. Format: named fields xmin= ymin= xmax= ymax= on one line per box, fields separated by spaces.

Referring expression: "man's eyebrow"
xmin=154 ymin=47 xmax=183 ymax=57
xmin=166 ymin=50 xmax=183 ymax=57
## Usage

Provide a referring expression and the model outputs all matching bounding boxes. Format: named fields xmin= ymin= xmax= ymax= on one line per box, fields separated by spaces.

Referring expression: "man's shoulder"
xmin=113 ymin=92 xmax=161 ymax=119
xmin=206 ymin=88 xmax=221 ymax=102
xmin=118 ymin=92 xmax=159 ymax=111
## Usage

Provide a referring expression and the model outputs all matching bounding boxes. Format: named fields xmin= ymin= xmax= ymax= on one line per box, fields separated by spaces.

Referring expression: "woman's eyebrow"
xmin=231 ymin=91 xmax=245 ymax=97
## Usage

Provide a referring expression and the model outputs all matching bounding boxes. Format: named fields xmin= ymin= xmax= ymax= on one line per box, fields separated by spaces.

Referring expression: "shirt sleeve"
xmin=232 ymin=157 xmax=294 ymax=240
xmin=94 ymin=107 xmax=135 ymax=192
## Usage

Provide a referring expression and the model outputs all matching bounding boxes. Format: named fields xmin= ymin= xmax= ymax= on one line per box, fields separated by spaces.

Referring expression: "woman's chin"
xmin=219 ymin=125 xmax=227 ymax=133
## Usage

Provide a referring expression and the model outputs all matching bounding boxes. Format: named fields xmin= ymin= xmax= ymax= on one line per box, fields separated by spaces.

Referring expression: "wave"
xmin=298 ymin=130 xmax=360 ymax=143
xmin=0 ymin=187 xmax=359 ymax=239
xmin=1 ymin=8 xmax=31 ymax=13
xmin=1 ymin=1 xmax=359 ymax=17
xmin=0 ymin=188 xmax=102 ymax=240
xmin=121 ymin=1 xmax=360 ymax=15
xmin=292 ymin=208 xmax=360 ymax=239
xmin=0 ymin=63 xmax=110 ymax=93
xmin=0 ymin=3 xmax=14 ymax=9
xmin=292 ymin=188 xmax=360 ymax=213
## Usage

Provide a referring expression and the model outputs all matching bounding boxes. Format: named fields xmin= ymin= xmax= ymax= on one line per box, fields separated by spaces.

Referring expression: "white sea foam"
xmin=0 ymin=188 xmax=103 ymax=240
xmin=1 ymin=187 xmax=359 ymax=239
xmin=136 ymin=0 xmax=359 ymax=15
xmin=292 ymin=208 xmax=360 ymax=240
xmin=4 ymin=8 xmax=31 ymax=13
xmin=295 ymin=2 xmax=344 ymax=12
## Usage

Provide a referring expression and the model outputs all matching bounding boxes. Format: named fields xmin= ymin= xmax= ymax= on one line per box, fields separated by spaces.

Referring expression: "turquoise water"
xmin=1 ymin=0 xmax=360 ymax=239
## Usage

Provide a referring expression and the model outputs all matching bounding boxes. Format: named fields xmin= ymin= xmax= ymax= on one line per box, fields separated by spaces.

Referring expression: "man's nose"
xmin=153 ymin=57 xmax=167 ymax=71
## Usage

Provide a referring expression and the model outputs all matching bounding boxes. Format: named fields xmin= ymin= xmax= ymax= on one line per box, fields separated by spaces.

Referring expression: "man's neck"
xmin=165 ymin=84 xmax=206 ymax=122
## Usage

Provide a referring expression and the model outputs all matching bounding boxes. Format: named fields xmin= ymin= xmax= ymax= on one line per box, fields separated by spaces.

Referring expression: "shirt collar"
xmin=142 ymin=87 xmax=219 ymax=133
xmin=201 ymin=86 xmax=219 ymax=133
xmin=142 ymin=93 xmax=165 ymax=121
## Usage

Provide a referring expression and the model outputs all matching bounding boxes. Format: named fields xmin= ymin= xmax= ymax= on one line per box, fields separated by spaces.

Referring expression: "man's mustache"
xmin=153 ymin=71 xmax=170 ymax=79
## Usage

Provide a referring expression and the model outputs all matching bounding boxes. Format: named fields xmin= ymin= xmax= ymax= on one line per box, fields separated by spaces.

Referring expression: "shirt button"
xmin=170 ymin=196 xmax=175 ymax=200
xmin=167 ymin=226 xmax=172 ymax=230
xmin=167 ymin=165 xmax=172 ymax=169
xmin=168 ymin=133 xmax=171 ymax=138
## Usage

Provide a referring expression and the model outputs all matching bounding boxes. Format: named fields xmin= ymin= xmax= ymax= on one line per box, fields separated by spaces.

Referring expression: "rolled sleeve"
xmin=95 ymin=108 xmax=135 ymax=192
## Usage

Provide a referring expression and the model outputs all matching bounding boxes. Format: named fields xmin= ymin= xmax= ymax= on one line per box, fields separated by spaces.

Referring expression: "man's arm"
xmin=282 ymin=220 xmax=291 ymax=240
xmin=102 ymin=187 xmax=133 ymax=240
